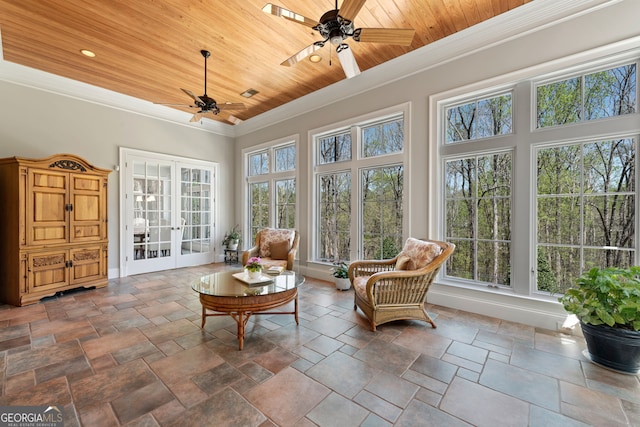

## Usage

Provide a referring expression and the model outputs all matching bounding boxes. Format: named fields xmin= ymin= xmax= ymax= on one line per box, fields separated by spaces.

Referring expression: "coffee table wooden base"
xmin=198 ymin=287 xmax=298 ymax=350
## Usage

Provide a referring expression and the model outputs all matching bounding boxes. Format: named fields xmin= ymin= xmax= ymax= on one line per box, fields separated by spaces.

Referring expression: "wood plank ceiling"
xmin=0 ymin=0 xmax=531 ymax=125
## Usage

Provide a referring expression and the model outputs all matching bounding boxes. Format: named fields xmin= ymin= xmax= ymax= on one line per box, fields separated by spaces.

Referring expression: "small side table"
xmin=224 ymin=248 xmax=240 ymax=264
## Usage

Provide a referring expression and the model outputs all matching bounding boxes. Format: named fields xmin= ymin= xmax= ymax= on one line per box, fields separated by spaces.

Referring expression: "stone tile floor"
xmin=1 ymin=263 xmax=639 ymax=426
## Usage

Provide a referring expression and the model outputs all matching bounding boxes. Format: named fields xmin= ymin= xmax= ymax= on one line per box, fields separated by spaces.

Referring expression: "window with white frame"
xmin=246 ymin=141 xmax=296 ymax=241
xmin=439 ymin=56 xmax=638 ymax=298
xmin=313 ymin=107 xmax=408 ymax=264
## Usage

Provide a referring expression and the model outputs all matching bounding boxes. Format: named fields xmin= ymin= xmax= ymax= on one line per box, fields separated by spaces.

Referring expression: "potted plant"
xmin=559 ymin=266 xmax=640 ymax=374
xmin=222 ymin=225 xmax=241 ymax=250
xmin=332 ymin=261 xmax=351 ymax=291
xmin=245 ymin=256 xmax=263 ymax=279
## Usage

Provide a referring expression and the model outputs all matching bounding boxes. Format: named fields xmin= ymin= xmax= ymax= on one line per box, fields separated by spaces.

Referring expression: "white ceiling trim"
xmin=0 ymin=0 xmax=621 ymax=139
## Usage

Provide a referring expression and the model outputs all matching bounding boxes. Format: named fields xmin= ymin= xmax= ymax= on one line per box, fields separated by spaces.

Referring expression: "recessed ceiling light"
xmin=240 ymin=88 xmax=259 ymax=98
xmin=309 ymin=54 xmax=322 ymax=63
xmin=80 ymin=49 xmax=96 ymax=57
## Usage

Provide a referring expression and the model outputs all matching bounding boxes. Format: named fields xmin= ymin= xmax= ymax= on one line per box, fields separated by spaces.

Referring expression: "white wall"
xmin=0 ymin=80 xmax=236 ymax=277
xmin=233 ymin=0 xmax=640 ymax=330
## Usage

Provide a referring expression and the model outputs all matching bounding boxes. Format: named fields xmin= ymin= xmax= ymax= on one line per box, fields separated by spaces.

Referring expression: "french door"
xmin=120 ymin=149 xmax=217 ymax=276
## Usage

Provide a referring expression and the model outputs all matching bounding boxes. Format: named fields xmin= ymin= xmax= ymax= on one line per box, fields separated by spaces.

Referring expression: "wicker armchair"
xmin=242 ymin=228 xmax=299 ymax=271
xmin=349 ymin=238 xmax=455 ymax=331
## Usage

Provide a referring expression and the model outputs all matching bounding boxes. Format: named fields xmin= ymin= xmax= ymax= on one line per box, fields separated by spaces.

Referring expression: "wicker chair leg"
xmin=425 ymin=311 xmax=437 ymax=329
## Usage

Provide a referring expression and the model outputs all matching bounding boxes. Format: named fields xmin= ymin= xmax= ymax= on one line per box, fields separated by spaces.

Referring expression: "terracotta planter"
xmin=580 ymin=321 xmax=640 ymax=374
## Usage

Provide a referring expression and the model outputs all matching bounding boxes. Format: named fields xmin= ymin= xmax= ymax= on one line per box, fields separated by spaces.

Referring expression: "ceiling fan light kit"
xmin=263 ymin=0 xmax=414 ymax=79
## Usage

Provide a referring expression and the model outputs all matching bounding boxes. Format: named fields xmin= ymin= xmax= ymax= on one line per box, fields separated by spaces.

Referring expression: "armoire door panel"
xmin=28 ymin=250 xmax=69 ymax=293
xmin=72 ymin=175 xmax=101 ymax=191
xmin=70 ymin=173 xmax=106 ymax=243
xmin=70 ymin=245 xmax=104 ymax=284
xmin=28 ymin=169 xmax=69 ymax=246
xmin=31 ymin=170 xmax=67 ymax=190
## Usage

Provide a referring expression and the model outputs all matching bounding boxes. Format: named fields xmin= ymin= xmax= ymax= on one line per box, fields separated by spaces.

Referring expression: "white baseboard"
xmin=428 ymin=283 xmax=575 ymax=333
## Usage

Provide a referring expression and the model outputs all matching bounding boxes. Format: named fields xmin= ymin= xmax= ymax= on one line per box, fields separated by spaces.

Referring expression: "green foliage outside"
xmin=445 ymin=63 xmax=637 ymax=292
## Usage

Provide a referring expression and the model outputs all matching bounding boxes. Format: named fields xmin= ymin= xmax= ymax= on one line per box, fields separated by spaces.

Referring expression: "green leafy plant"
xmin=245 ymin=257 xmax=263 ymax=273
xmin=332 ymin=261 xmax=349 ymax=279
xmin=222 ymin=225 xmax=241 ymax=247
xmin=558 ymin=266 xmax=640 ymax=331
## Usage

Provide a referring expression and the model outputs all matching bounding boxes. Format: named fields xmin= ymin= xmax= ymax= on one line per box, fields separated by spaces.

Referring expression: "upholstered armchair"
xmin=349 ymin=238 xmax=455 ymax=331
xmin=242 ymin=228 xmax=300 ymax=271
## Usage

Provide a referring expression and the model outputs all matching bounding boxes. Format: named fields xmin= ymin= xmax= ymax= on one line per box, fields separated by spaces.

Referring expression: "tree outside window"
xmin=536 ymin=63 xmax=636 ymax=128
xmin=361 ymin=165 xmax=404 ymax=259
xmin=314 ymin=110 xmax=406 ymax=264
xmin=246 ymin=142 xmax=297 ymax=242
xmin=536 ymin=138 xmax=636 ymax=293
xmin=439 ymin=58 xmax=638 ymax=299
xmin=445 ymin=153 xmax=512 ymax=285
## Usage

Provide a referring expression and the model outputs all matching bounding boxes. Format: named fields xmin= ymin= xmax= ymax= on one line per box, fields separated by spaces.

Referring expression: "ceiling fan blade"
xmin=353 ymin=28 xmax=415 ymax=46
xmin=218 ymin=102 xmax=247 ymax=111
xmin=189 ymin=112 xmax=205 ymax=122
xmin=336 ymin=45 xmax=361 ymax=79
xmin=154 ymin=102 xmax=193 ymax=107
xmin=181 ymin=88 xmax=204 ymax=104
xmin=262 ymin=3 xmax=318 ymax=28
xmin=227 ymin=115 xmax=244 ymax=125
xmin=338 ymin=0 xmax=367 ymax=22
xmin=280 ymin=43 xmax=324 ymax=66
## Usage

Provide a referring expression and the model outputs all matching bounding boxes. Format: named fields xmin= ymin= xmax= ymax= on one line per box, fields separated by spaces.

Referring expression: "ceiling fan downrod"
xmin=200 ymin=49 xmax=210 ymax=96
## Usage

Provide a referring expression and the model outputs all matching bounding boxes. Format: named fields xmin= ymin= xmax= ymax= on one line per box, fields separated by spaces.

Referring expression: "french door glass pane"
xmin=132 ymin=161 xmax=172 ymax=260
xmin=181 ymin=167 xmax=212 ymax=255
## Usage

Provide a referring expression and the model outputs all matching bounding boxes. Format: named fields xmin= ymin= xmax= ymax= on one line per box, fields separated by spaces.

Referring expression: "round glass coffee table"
xmin=192 ymin=270 xmax=305 ymax=350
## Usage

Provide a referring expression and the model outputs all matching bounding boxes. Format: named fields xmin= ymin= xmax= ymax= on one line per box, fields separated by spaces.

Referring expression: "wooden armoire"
xmin=0 ymin=154 xmax=110 ymax=306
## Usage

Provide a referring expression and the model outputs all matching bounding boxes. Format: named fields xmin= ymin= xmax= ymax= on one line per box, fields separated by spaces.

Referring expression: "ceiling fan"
xmin=159 ymin=50 xmax=246 ymax=123
xmin=262 ymin=0 xmax=415 ymax=79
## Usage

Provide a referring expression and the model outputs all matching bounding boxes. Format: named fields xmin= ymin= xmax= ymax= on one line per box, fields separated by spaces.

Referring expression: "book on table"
xmin=265 ymin=266 xmax=284 ymax=275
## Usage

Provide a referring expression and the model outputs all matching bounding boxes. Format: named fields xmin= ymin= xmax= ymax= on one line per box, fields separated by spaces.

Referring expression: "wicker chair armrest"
xmin=348 ymin=258 xmax=398 ymax=281
xmin=241 ymin=245 xmax=260 ymax=266
xmin=362 ymin=245 xmax=455 ymax=305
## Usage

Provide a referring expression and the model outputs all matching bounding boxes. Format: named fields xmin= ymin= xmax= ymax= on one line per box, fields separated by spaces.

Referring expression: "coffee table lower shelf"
xmin=198 ymin=287 xmax=298 ymax=350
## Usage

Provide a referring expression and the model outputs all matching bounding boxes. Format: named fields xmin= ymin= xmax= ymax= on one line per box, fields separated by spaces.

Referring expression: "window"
xmin=361 ymin=165 xmax=404 ymax=259
xmin=275 ymin=178 xmax=296 ymax=229
xmin=312 ymin=106 xmax=408 ymax=264
xmin=445 ymin=92 xmax=512 ymax=143
xmin=438 ymin=55 xmax=638 ymax=299
xmin=318 ymin=172 xmax=351 ymax=262
xmin=249 ymin=182 xmax=269 ymax=238
xmin=362 ymin=117 xmax=404 ymax=157
xmin=246 ymin=140 xmax=297 ymax=241
xmin=445 ymin=153 xmax=512 ymax=286
xmin=275 ymin=145 xmax=296 ymax=172
xmin=318 ymin=131 xmax=351 ymax=164
xmin=536 ymin=63 xmax=636 ymax=128
xmin=249 ymin=150 xmax=269 ymax=176
xmin=536 ymin=138 xmax=636 ymax=293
